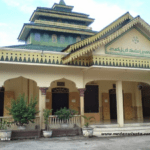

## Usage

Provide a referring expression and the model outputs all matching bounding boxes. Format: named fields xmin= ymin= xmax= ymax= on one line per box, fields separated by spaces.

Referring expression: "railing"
xmin=93 ymin=55 xmax=150 ymax=69
xmin=48 ymin=115 xmax=81 ymax=129
xmin=0 ymin=116 xmax=40 ymax=130
xmin=0 ymin=50 xmax=65 ymax=65
xmin=67 ymin=55 xmax=150 ymax=69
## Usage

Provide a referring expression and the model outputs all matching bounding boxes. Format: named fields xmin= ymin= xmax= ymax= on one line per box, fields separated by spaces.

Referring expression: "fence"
xmin=0 ymin=116 xmax=40 ymax=130
xmin=48 ymin=115 xmax=81 ymax=129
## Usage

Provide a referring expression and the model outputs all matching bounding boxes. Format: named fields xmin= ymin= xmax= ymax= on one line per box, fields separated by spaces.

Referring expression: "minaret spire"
xmin=59 ymin=0 xmax=66 ymax=5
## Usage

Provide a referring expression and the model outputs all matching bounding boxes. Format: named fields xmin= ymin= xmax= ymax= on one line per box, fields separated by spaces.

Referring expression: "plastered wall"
xmin=46 ymin=79 xmax=80 ymax=114
xmin=3 ymin=77 xmax=39 ymax=116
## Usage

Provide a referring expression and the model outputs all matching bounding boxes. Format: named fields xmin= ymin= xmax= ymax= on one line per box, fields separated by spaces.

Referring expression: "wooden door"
xmin=123 ymin=93 xmax=133 ymax=120
xmin=102 ymin=93 xmax=110 ymax=121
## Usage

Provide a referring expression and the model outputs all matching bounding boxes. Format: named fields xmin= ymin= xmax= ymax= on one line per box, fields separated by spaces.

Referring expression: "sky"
xmin=0 ymin=0 xmax=149 ymax=47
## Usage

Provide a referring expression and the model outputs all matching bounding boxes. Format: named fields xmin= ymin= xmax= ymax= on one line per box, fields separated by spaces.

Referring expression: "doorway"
xmin=0 ymin=87 xmax=4 ymax=116
xmin=142 ymin=86 xmax=150 ymax=121
xmin=109 ymin=89 xmax=117 ymax=122
xmin=52 ymin=88 xmax=69 ymax=115
xmin=84 ymin=85 xmax=99 ymax=113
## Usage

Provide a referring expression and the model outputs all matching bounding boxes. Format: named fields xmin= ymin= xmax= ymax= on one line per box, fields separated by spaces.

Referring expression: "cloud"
xmin=0 ymin=0 xmax=140 ymax=46
xmin=65 ymin=0 xmax=138 ymax=31
xmin=2 ymin=0 xmax=56 ymax=14
xmin=0 ymin=23 xmax=24 ymax=47
xmin=0 ymin=31 xmax=20 ymax=47
xmin=0 ymin=23 xmax=8 ymax=27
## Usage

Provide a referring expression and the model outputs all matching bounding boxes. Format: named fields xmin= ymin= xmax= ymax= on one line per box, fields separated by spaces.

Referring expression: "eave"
xmin=62 ymin=12 xmax=133 ymax=53
xmin=18 ymin=24 xmax=96 ymax=41
xmin=62 ymin=16 xmax=150 ymax=64
xmin=30 ymin=11 xmax=94 ymax=25
xmin=36 ymin=7 xmax=89 ymax=18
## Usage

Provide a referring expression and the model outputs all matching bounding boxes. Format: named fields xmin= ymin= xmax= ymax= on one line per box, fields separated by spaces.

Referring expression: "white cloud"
xmin=0 ymin=31 xmax=20 ymax=47
xmin=0 ymin=22 xmax=24 ymax=47
xmin=0 ymin=23 xmax=8 ymax=27
xmin=1 ymin=0 xmax=140 ymax=46
xmin=2 ymin=0 xmax=57 ymax=14
xmin=65 ymin=0 xmax=138 ymax=31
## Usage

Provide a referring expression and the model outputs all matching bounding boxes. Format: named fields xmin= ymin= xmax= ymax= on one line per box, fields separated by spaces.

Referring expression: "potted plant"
xmin=43 ymin=109 xmax=53 ymax=138
xmin=6 ymin=94 xmax=39 ymax=130
xmin=55 ymin=107 xmax=78 ymax=128
xmin=81 ymin=116 xmax=95 ymax=137
xmin=0 ymin=119 xmax=12 ymax=141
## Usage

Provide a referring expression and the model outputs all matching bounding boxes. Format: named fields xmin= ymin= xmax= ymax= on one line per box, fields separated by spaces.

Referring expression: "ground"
xmin=0 ymin=135 xmax=150 ymax=150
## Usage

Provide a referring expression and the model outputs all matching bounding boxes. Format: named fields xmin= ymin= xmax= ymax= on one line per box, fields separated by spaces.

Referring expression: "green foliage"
xmin=43 ymin=109 xmax=52 ymax=131
xmin=55 ymin=107 xmax=78 ymax=123
xmin=81 ymin=116 xmax=95 ymax=128
xmin=0 ymin=119 xmax=12 ymax=130
xmin=6 ymin=94 xmax=39 ymax=126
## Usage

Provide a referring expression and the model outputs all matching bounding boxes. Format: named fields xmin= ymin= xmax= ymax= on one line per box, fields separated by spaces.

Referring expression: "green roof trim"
xmin=4 ymin=44 xmax=66 ymax=52
xmin=59 ymin=0 xmax=66 ymax=5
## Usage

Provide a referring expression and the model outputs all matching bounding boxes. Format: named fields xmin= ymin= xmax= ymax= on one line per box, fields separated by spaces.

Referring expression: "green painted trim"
xmin=105 ymin=27 xmax=150 ymax=58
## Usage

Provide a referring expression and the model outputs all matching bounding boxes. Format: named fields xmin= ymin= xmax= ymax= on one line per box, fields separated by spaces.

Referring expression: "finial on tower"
xmin=59 ymin=0 xmax=66 ymax=5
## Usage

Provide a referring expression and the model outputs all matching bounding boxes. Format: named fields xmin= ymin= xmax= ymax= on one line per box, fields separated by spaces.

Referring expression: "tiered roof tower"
xmin=8 ymin=0 xmax=97 ymax=52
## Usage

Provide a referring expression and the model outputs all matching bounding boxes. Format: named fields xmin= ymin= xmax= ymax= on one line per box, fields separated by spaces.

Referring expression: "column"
xmin=78 ymin=88 xmax=86 ymax=127
xmin=116 ymin=81 xmax=124 ymax=127
xmin=135 ymin=83 xmax=143 ymax=122
xmin=39 ymin=87 xmax=48 ymax=129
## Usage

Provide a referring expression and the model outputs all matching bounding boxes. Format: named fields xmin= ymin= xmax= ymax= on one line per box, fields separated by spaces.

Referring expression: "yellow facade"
xmin=0 ymin=9 xmax=150 ymax=129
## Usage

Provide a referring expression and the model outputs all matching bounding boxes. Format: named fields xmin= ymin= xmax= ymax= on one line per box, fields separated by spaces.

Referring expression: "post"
xmin=78 ymin=88 xmax=85 ymax=127
xmin=135 ymin=83 xmax=143 ymax=122
xmin=39 ymin=87 xmax=48 ymax=129
xmin=116 ymin=81 xmax=124 ymax=127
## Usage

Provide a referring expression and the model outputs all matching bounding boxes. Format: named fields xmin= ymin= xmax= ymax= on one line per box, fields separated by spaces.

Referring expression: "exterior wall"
xmin=83 ymin=68 xmax=150 ymax=87
xmin=92 ymin=45 xmax=105 ymax=55
xmin=0 ymin=63 xmax=148 ymax=121
xmin=3 ymin=77 xmax=39 ymax=116
xmin=0 ymin=64 xmax=84 ymax=88
xmin=46 ymin=78 xmax=80 ymax=114
xmin=3 ymin=91 xmax=15 ymax=116
xmin=30 ymin=30 xmax=82 ymax=47
xmin=86 ymin=81 xmax=143 ymax=123
xmin=106 ymin=28 xmax=150 ymax=57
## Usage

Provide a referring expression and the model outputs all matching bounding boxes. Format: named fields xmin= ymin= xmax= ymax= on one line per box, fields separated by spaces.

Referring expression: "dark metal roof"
xmin=4 ymin=44 xmax=65 ymax=52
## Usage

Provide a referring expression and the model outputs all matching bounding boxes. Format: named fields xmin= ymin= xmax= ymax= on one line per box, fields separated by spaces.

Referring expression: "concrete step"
xmin=93 ymin=126 xmax=150 ymax=137
xmin=90 ymin=124 xmax=119 ymax=128
xmin=124 ymin=123 xmax=150 ymax=127
xmin=90 ymin=123 xmax=150 ymax=128
xmin=94 ymin=126 xmax=150 ymax=132
xmin=93 ymin=129 xmax=150 ymax=137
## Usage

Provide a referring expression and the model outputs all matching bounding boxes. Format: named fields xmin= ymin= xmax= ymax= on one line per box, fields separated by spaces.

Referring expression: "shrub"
xmin=43 ymin=109 xmax=52 ymax=131
xmin=55 ymin=107 xmax=78 ymax=123
xmin=81 ymin=116 xmax=95 ymax=128
xmin=7 ymin=94 xmax=39 ymax=126
xmin=0 ymin=119 xmax=11 ymax=130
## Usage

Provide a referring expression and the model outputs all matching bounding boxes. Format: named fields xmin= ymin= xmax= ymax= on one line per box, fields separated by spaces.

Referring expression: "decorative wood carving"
xmin=39 ymin=87 xmax=48 ymax=95
xmin=52 ymin=88 xmax=69 ymax=93
xmin=78 ymin=88 xmax=86 ymax=97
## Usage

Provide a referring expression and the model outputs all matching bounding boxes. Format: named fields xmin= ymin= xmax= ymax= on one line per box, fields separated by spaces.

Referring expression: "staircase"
xmin=90 ymin=123 xmax=150 ymax=137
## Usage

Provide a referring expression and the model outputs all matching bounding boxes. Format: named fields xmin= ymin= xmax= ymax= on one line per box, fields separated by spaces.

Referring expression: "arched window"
xmin=60 ymin=35 xmax=65 ymax=43
xmin=34 ymin=33 xmax=40 ymax=41
xmin=52 ymin=34 xmax=57 ymax=43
